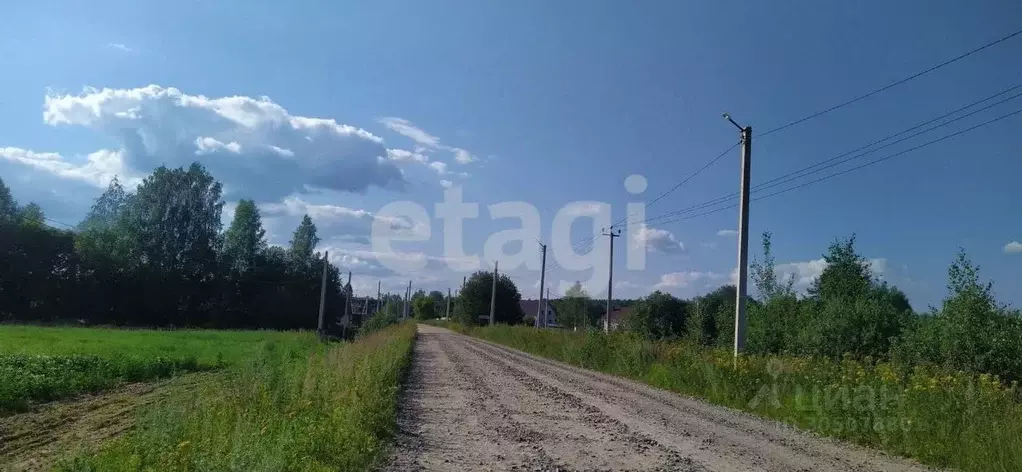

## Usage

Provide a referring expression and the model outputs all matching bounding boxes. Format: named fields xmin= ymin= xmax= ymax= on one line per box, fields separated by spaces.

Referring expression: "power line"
xmin=760 ymin=27 xmax=1022 ymax=137
xmin=640 ymin=82 xmax=1022 ymax=226
xmin=650 ymin=106 xmax=1022 ymax=227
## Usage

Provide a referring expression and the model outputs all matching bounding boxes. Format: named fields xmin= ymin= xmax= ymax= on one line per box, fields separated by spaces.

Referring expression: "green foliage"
xmin=413 ymin=296 xmax=438 ymax=320
xmin=895 ymin=250 xmax=1022 ymax=380
xmin=289 ymin=214 xmax=320 ymax=265
xmin=0 ymin=176 xmax=17 ymax=223
xmin=0 ymin=325 xmax=315 ymax=413
xmin=457 ymin=323 xmax=1022 ymax=472
xmin=58 ymin=322 xmax=417 ymax=471
xmin=750 ymin=232 xmax=794 ymax=300
xmin=223 ymin=199 xmax=267 ymax=273
xmin=453 ymin=270 xmax=523 ymax=326
xmin=553 ymin=281 xmax=593 ymax=330
xmin=0 ymin=163 xmax=349 ymax=331
xmin=625 ymin=290 xmax=689 ymax=340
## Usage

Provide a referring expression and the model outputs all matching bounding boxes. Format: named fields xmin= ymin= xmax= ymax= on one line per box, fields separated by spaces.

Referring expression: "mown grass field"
xmin=435 ymin=322 xmax=1022 ymax=472
xmin=0 ymin=326 xmax=318 ymax=414
xmin=55 ymin=321 xmax=417 ymax=471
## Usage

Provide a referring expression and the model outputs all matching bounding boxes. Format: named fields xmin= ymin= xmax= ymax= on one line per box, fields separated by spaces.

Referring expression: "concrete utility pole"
xmin=317 ymin=251 xmax=329 ymax=334
xmin=403 ymin=280 xmax=412 ymax=319
xmin=602 ymin=229 xmax=621 ymax=332
xmin=536 ymin=242 xmax=547 ymax=328
xmin=725 ymin=113 xmax=752 ymax=359
xmin=489 ymin=261 xmax=498 ymax=325
xmin=342 ymin=271 xmax=352 ymax=326
xmin=446 ymin=288 xmax=452 ymax=319
xmin=545 ymin=287 xmax=551 ymax=327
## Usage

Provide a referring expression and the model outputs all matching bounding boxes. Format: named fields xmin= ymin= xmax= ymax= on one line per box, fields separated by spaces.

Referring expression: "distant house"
xmin=607 ymin=306 xmax=634 ymax=331
xmin=519 ymin=299 xmax=558 ymax=327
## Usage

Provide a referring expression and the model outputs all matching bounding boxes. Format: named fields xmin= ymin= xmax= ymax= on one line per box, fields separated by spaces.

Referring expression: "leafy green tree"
xmin=808 ymin=235 xmax=872 ymax=301
xmin=124 ymin=163 xmax=224 ymax=275
xmin=555 ymin=281 xmax=592 ymax=330
xmin=0 ymin=177 xmax=17 ymax=223
xmin=750 ymin=232 xmax=794 ymax=301
xmin=289 ymin=214 xmax=320 ymax=265
xmin=223 ymin=199 xmax=266 ymax=273
xmin=413 ymin=296 xmax=438 ymax=320
xmin=18 ymin=203 xmax=45 ymax=228
xmin=454 ymin=270 xmax=523 ymax=325
xmin=626 ymin=290 xmax=689 ymax=340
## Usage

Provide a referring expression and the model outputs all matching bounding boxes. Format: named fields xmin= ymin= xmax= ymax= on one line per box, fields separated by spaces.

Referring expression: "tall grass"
xmin=0 ymin=325 xmax=317 ymax=414
xmin=440 ymin=322 xmax=1022 ymax=472
xmin=57 ymin=321 xmax=417 ymax=471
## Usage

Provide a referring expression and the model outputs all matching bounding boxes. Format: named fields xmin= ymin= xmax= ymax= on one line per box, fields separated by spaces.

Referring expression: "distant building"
xmin=608 ymin=306 xmax=634 ymax=331
xmin=519 ymin=299 xmax=558 ymax=327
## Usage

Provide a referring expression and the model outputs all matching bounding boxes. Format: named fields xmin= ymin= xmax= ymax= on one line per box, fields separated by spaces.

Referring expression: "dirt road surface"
xmin=384 ymin=324 xmax=933 ymax=472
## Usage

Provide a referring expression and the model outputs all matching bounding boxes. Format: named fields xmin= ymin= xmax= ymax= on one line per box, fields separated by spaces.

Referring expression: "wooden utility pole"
xmin=602 ymin=229 xmax=621 ymax=332
xmin=725 ymin=113 xmax=752 ymax=359
xmin=489 ymin=261 xmax=498 ymax=325
xmin=342 ymin=271 xmax=352 ymax=326
xmin=446 ymin=288 xmax=452 ymax=319
xmin=317 ymin=251 xmax=329 ymax=334
xmin=536 ymin=243 xmax=547 ymax=328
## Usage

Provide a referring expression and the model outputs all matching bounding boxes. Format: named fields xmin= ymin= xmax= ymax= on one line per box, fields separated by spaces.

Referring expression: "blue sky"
xmin=1 ymin=0 xmax=1020 ymax=308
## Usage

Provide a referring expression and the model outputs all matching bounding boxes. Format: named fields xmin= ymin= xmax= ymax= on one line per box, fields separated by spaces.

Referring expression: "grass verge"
xmin=432 ymin=321 xmax=1022 ymax=472
xmin=56 ymin=321 xmax=417 ymax=471
xmin=0 ymin=326 xmax=317 ymax=414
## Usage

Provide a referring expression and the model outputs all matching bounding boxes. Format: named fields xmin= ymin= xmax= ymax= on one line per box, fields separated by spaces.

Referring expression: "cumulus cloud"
xmin=632 ymin=225 xmax=684 ymax=253
xmin=1004 ymin=241 xmax=1022 ymax=254
xmin=378 ymin=117 xmax=440 ymax=149
xmin=429 ymin=161 xmax=449 ymax=175
xmin=654 ymin=271 xmax=727 ymax=290
xmin=452 ymin=147 xmax=476 ymax=164
xmin=260 ymin=195 xmax=420 ymax=245
xmin=37 ymin=85 xmax=406 ymax=200
xmin=773 ymin=257 xmax=888 ymax=291
xmin=0 ymin=147 xmax=138 ymax=188
xmin=386 ymin=148 xmax=428 ymax=163
xmin=717 ymin=229 xmax=738 ymax=237
xmin=439 ymin=180 xmax=454 ymax=189
xmin=378 ymin=116 xmax=477 ymax=166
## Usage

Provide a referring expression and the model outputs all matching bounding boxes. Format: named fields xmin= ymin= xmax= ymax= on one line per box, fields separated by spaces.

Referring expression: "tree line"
xmin=0 ymin=164 xmax=353 ymax=331
xmin=619 ymin=233 xmax=1022 ymax=382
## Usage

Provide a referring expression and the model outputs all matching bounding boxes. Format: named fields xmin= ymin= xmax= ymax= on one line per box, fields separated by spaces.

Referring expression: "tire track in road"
xmin=386 ymin=325 xmax=936 ymax=472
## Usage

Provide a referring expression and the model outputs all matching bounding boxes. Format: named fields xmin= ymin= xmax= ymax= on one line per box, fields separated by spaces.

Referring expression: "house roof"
xmin=608 ymin=306 xmax=634 ymax=326
xmin=519 ymin=299 xmax=555 ymax=317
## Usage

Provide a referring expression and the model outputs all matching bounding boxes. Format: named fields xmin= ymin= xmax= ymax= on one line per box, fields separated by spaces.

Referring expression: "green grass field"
xmin=57 ymin=322 xmax=416 ymax=471
xmin=435 ymin=322 xmax=1022 ymax=472
xmin=0 ymin=325 xmax=318 ymax=414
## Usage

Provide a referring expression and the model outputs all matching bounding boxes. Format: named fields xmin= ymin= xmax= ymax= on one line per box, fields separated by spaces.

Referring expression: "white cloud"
xmin=452 ymin=147 xmax=476 ymax=164
xmin=106 ymin=43 xmax=133 ymax=53
xmin=260 ymin=195 xmax=421 ymax=245
xmin=386 ymin=148 xmax=428 ymax=163
xmin=378 ymin=117 xmax=478 ymax=166
xmin=632 ymin=225 xmax=684 ymax=253
xmin=439 ymin=180 xmax=454 ymax=189
xmin=564 ymin=202 xmax=604 ymax=217
xmin=773 ymin=257 xmax=888 ymax=292
xmin=378 ymin=117 xmax=440 ymax=149
xmin=717 ymin=229 xmax=738 ymax=237
xmin=37 ymin=85 xmax=406 ymax=200
xmin=654 ymin=271 xmax=726 ymax=290
xmin=429 ymin=161 xmax=449 ymax=175
xmin=0 ymin=147 xmax=138 ymax=188
xmin=194 ymin=137 xmax=242 ymax=154
xmin=1004 ymin=241 xmax=1022 ymax=254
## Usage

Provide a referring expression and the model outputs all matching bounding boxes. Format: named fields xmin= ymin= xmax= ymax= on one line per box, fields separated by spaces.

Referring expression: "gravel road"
xmin=384 ymin=324 xmax=933 ymax=472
